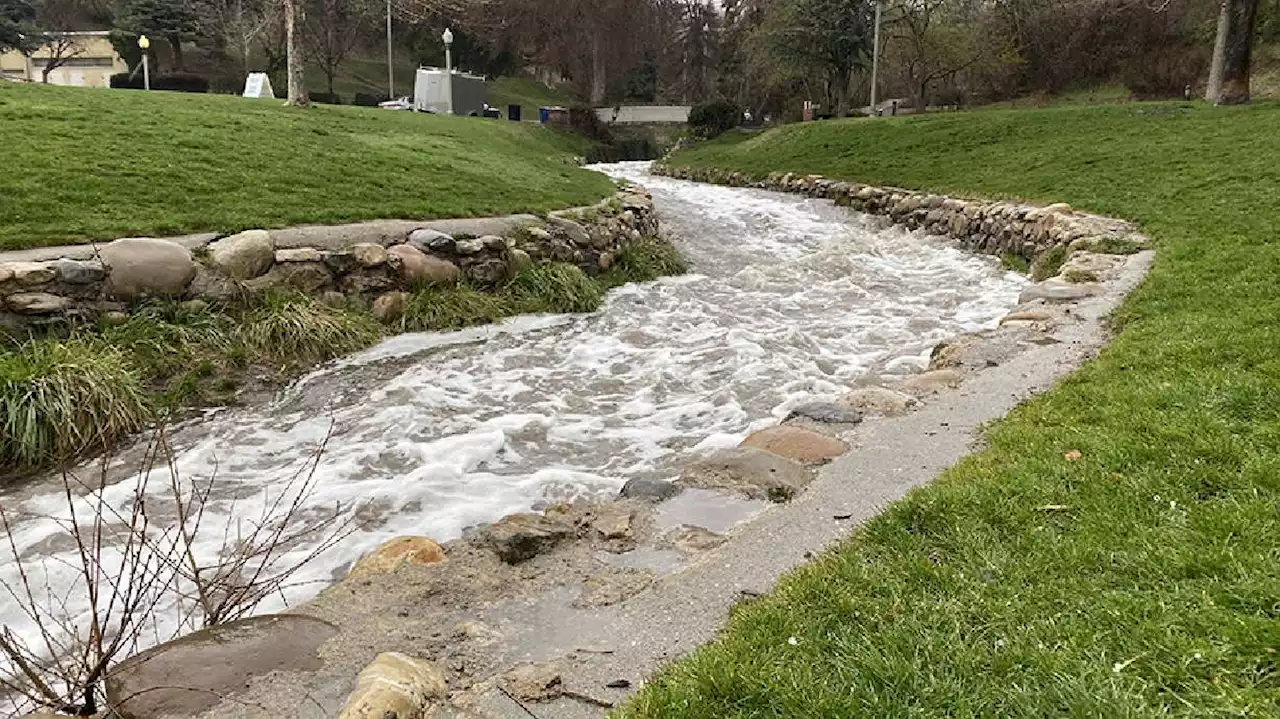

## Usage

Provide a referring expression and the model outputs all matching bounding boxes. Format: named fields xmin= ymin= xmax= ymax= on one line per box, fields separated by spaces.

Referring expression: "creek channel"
xmin=0 ymin=162 xmax=1028 ymax=670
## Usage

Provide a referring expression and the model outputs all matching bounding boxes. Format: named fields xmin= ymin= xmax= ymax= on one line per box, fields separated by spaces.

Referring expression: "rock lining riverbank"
xmin=82 ymin=171 xmax=1154 ymax=719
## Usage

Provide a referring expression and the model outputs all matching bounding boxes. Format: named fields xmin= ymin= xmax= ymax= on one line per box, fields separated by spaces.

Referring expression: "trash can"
xmin=508 ymin=104 xmax=522 ymax=122
xmin=539 ymin=106 xmax=550 ymax=124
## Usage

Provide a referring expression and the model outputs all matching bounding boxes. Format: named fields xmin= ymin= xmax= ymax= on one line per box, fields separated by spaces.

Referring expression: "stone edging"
xmin=0 ymin=188 xmax=658 ymax=336
xmin=97 ymin=172 xmax=1158 ymax=719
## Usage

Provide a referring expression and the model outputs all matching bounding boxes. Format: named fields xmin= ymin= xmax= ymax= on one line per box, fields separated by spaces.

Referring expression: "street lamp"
xmin=442 ymin=27 xmax=454 ymax=115
xmin=385 ymin=0 xmax=393 ymax=99
xmin=869 ymin=0 xmax=882 ymax=115
xmin=137 ymin=35 xmax=151 ymax=91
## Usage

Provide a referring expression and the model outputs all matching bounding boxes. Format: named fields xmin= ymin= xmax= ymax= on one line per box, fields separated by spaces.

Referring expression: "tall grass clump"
xmin=100 ymin=302 xmax=238 ymax=382
xmin=235 ymin=291 xmax=384 ymax=365
xmin=0 ymin=340 xmax=150 ymax=470
xmin=400 ymin=284 xmax=516 ymax=332
xmin=604 ymin=235 xmax=689 ymax=286
xmin=504 ymin=263 xmax=603 ymax=314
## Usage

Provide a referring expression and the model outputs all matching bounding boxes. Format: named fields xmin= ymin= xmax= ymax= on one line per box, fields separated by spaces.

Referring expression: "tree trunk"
xmin=284 ymin=0 xmax=309 ymax=106
xmin=590 ymin=35 xmax=606 ymax=106
xmin=1205 ymin=1 xmax=1229 ymax=100
xmin=168 ymin=35 xmax=185 ymax=71
xmin=1217 ymin=0 xmax=1259 ymax=104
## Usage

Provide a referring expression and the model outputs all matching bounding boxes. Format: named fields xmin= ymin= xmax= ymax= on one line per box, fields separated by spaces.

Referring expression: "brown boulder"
xmin=679 ymin=447 xmax=813 ymax=502
xmin=338 ymin=652 xmax=446 ymax=719
xmin=482 ymin=513 xmax=575 ymax=563
xmin=100 ymin=238 xmax=197 ymax=300
xmin=349 ymin=536 xmax=447 ymax=578
xmin=388 ymin=244 xmax=461 ymax=286
xmin=740 ymin=426 xmax=849 ymax=464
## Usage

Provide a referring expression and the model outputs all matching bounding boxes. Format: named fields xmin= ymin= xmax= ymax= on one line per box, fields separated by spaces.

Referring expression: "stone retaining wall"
xmin=0 ymin=187 xmax=659 ymax=336
xmin=652 ymin=164 xmax=1146 ymax=262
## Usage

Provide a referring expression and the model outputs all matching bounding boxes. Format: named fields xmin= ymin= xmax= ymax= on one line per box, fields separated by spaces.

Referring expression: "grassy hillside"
xmin=620 ymin=103 xmax=1280 ymax=717
xmin=0 ymin=83 xmax=611 ymax=249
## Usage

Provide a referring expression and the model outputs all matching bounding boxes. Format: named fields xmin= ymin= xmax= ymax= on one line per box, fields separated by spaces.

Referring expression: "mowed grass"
xmin=619 ymin=104 xmax=1280 ymax=717
xmin=0 ymin=83 xmax=614 ymax=249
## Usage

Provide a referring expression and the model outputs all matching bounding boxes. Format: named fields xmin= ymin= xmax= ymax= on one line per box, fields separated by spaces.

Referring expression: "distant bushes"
xmin=353 ymin=93 xmax=390 ymax=107
xmin=688 ymin=101 xmax=742 ymax=139
xmin=110 ymin=72 xmax=210 ymax=93
xmin=310 ymin=92 xmax=342 ymax=105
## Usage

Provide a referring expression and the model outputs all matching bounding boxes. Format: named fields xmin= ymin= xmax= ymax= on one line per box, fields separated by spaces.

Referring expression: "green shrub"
xmin=101 ymin=302 xmax=237 ymax=382
xmin=689 ymin=101 xmax=742 ymax=139
xmin=504 ymin=263 xmax=603 ymax=314
xmin=0 ymin=340 xmax=150 ymax=470
xmin=1032 ymin=244 xmax=1070 ymax=281
xmin=235 ymin=292 xmax=384 ymax=365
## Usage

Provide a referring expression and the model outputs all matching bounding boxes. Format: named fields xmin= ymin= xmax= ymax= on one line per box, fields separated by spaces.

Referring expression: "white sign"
xmin=243 ymin=72 xmax=275 ymax=99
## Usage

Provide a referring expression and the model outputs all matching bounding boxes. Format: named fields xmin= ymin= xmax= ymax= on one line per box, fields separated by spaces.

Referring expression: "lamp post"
xmin=869 ymin=0 xmax=882 ymax=115
xmin=442 ymin=27 xmax=454 ymax=115
xmin=138 ymin=35 xmax=151 ymax=91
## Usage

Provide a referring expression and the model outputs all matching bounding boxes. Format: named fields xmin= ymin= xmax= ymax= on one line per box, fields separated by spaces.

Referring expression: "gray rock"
xmin=547 ymin=216 xmax=591 ymax=247
xmin=247 ymin=262 xmax=333 ymax=294
xmin=407 ymin=228 xmax=455 ymax=254
xmin=467 ymin=258 xmax=509 ymax=286
xmin=372 ymin=291 xmax=410 ymax=323
xmin=482 ymin=513 xmax=575 ymax=564
xmin=5 ymin=292 xmax=72 ymax=314
xmin=209 ymin=230 xmax=274 ymax=280
xmin=481 ymin=234 xmax=509 ymax=251
xmin=100 ymin=238 xmax=198 ymax=300
xmin=5 ymin=262 xmax=57 ymax=287
xmin=322 ymin=251 xmax=360 ymax=276
xmin=0 ymin=265 xmax=11 ymax=283
xmin=387 ymin=244 xmax=461 ymax=286
xmin=679 ymin=447 xmax=813 ymax=503
xmin=341 ymin=270 xmax=396 ymax=295
xmin=619 ymin=477 xmax=681 ymax=503
xmin=784 ymin=402 xmax=863 ymax=425
xmin=1018 ymin=278 xmax=1103 ymax=304
xmin=454 ymin=237 xmax=485 ymax=255
xmin=106 ymin=615 xmax=338 ymax=719
xmin=666 ymin=525 xmax=727 ymax=553
xmin=186 ymin=267 xmax=246 ymax=304
xmin=524 ymin=226 xmax=553 ymax=242
xmin=274 ymin=247 xmax=324 ymax=263
xmin=54 ymin=259 xmax=105 ymax=285
xmin=839 ymin=387 xmax=921 ymax=416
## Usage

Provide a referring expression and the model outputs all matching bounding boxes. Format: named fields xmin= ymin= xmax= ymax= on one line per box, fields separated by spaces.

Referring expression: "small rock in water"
xmin=618 ymin=477 xmax=681 ymax=503
xmin=784 ymin=402 xmax=863 ymax=425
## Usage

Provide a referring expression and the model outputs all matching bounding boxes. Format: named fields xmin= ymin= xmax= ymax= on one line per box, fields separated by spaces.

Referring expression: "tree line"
xmin=2 ymin=0 xmax=1274 ymax=110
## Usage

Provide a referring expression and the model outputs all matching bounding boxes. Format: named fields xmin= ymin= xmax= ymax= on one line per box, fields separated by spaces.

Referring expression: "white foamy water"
xmin=0 ymin=163 xmax=1026 ymax=677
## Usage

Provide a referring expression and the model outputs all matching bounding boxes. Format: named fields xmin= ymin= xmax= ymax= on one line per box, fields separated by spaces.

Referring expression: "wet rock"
xmin=666 ymin=525 xmax=727 ymax=553
xmin=679 ymin=447 xmax=813 ymax=503
xmin=388 ymin=244 xmax=461 ymax=286
xmin=209 ymin=230 xmax=274 ymax=280
xmin=338 ymin=652 xmax=446 ymax=719
xmin=6 ymin=261 xmax=57 ymax=286
xmin=274 ymin=247 xmax=324 ymax=263
xmin=5 ymin=292 xmax=71 ymax=314
xmin=902 ymin=369 xmax=964 ymax=395
xmin=1018 ymin=278 xmax=1103 ymax=304
xmin=740 ymin=426 xmax=849 ymax=464
xmin=350 ymin=536 xmax=447 ymax=578
xmin=784 ymin=402 xmax=863 ymax=425
xmin=54 ymin=259 xmax=106 ymax=285
xmin=408 ymin=229 xmax=455 ymax=254
xmin=350 ymin=242 xmax=389 ymax=268
xmin=101 ymin=238 xmax=197 ymax=300
xmin=372 ymin=291 xmax=410 ymax=323
xmin=839 ymin=387 xmax=921 ymax=416
xmin=106 ymin=615 xmax=338 ymax=719
xmin=503 ymin=661 xmax=565 ymax=702
xmin=547 ymin=216 xmax=591 ymax=247
xmin=483 ymin=513 xmax=575 ymax=563
xmin=619 ymin=477 xmax=681 ymax=503
xmin=574 ymin=567 xmax=654 ymax=608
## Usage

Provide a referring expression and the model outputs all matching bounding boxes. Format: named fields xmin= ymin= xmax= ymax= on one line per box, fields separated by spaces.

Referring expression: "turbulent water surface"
xmin=0 ymin=162 xmax=1027 ymax=666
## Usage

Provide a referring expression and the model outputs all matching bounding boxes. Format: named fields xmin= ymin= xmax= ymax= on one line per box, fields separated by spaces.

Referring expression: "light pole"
xmin=385 ymin=0 xmax=394 ymax=98
xmin=869 ymin=0 xmax=882 ymax=114
xmin=442 ymin=27 xmax=454 ymax=115
xmin=137 ymin=35 xmax=151 ymax=91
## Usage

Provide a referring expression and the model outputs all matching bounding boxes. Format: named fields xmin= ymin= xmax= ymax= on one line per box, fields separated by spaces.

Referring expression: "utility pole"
xmin=870 ymin=0 xmax=883 ymax=114
xmin=386 ymin=0 xmax=394 ymax=98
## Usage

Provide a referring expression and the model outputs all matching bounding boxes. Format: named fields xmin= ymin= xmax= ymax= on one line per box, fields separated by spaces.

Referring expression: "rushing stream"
xmin=0 ymin=163 xmax=1027 ymax=676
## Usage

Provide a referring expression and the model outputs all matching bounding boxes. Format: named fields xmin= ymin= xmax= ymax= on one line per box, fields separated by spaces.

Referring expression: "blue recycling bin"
xmin=539 ymin=107 xmax=551 ymax=124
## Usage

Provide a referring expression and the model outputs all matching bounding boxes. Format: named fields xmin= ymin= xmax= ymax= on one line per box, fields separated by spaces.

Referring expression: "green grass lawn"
xmin=0 ymin=83 xmax=612 ymax=250
xmin=619 ymin=104 xmax=1280 ymax=717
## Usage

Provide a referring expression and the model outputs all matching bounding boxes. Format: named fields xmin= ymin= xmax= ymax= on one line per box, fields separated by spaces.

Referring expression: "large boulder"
xmin=338 ymin=652 xmax=446 ymax=719
xmin=679 ymin=447 xmax=813 ymax=502
xmin=208 ymin=230 xmax=274 ymax=280
xmin=349 ymin=536 xmax=447 ymax=578
xmin=105 ymin=615 xmax=337 ymax=719
xmin=482 ymin=513 xmax=575 ymax=563
xmin=740 ymin=426 xmax=849 ymax=464
xmin=387 ymin=244 xmax=461 ymax=286
xmin=100 ymin=238 xmax=197 ymax=300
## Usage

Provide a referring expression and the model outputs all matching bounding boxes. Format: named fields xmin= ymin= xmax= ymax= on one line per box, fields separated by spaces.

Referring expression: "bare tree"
xmin=1216 ymin=0 xmax=1260 ymax=104
xmin=195 ymin=0 xmax=274 ymax=74
xmin=303 ymin=0 xmax=368 ymax=97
